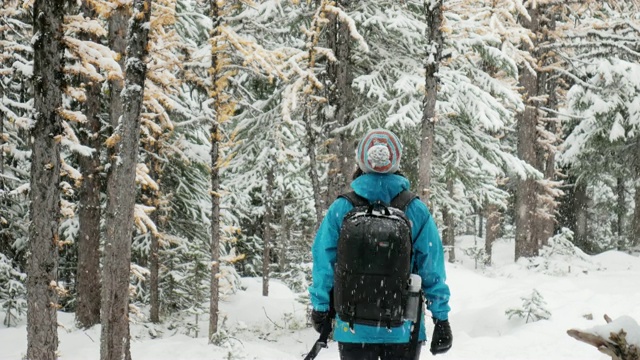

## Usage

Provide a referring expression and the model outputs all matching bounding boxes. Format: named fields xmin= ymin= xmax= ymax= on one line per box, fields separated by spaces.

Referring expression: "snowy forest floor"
xmin=2 ymin=236 xmax=640 ymax=360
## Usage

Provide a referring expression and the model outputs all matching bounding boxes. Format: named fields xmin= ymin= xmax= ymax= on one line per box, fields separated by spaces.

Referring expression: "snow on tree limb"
xmin=325 ymin=4 xmax=369 ymax=53
xmin=568 ymin=315 xmax=640 ymax=360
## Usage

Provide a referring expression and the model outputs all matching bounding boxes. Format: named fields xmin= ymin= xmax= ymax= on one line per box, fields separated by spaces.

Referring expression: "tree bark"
xmin=326 ymin=8 xmax=354 ymax=204
xmin=108 ymin=5 xmax=128 ymax=130
xmin=262 ymin=167 xmax=274 ymax=297
xmin=574 ymin=180 xmax=590 ymax=250
xmin=302 ymin=1 xmax=327 ymax=227
xmin=485 ymin=203 xmax=501 ymax=266
xmin=632 ymin=183 xmax=640 ymax=248
xmin=208 ymin=122 xmax=221 ymax=339
xmin=208 ymin=0 xmax=222 ymax=339
xmin=1 ymin=84 xmax=4 ymax=189
xmin=100 ymin=1 xmax=152 ymax=359
xmin=148 ymin=143 xmax=160 ymax=324
xmin=442 ymin=178 xmax=455 ymax=263
xmin=305 ymin=110 xmax=324 ymax=228
xmin=477 ymin=205 xmax=484 ymax=238
xmin=616 ymin=177 xmax=625 ymax=238
xmin=279 ymin=201 xmax=288 ymax=272
xmin=418 ymin=0 xmax=444 ymax=203
xmin=75 ymin=0 xmax=103 ymax=329
xmin=515 ymin=5 xmax=542 ymax=260
xmin=537 ymin=60 xmax=559 ymax=247
xmin=27 ymin=1 xmax=65 ymax=358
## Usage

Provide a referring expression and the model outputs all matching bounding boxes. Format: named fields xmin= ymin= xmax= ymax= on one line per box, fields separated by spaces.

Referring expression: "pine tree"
xmin=419 ymin=0 xmax=444 ymax=202
xmin=101 ymin=0 xmax=152 ymax=359
xmin=27 ymin=0 xmax=66 ymax=358
xmin=0 ymin=253 xmax=26 ymax=327
xmin=506 ymin=289 xmax=551 ymax=323
xmin=558 ymin=1 xmax=640 ymax=250
xmin=62 ymin=0 xmax=119 ymax=328
xmin=0 ymin=0 xmax=33 ymax=267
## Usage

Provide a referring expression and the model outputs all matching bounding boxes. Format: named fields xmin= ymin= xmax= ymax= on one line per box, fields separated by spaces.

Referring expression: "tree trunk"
xmin=208 ymin=122 xmax=221 ymax=339
xmin=27 ymin=1 xmax=65 ymax=358
xmin=148 ymin=143 xmax=160 ymax=324
xmin=574 ymin=180 xmax=591 ymax=251
xmin=537 ymin=63 xmax=559 ymax=247
xmin=208 ymin=0 xmax=222 ymax=339
xmin=75 ymin=0 xmax=103 ymax=329
xmin=100 ymin=1 xmax=152 ymax=359
xmin=262 ymin=167 xmax=274 ymax=297
xmin=477 ymin=205 xmax=484 ymax=238
xmin=515 ymin=5 xmax=541 ymax=260
xmin=632 ymin=183 xmax=640 ymax=248
xmin=279 ymin=201 xmax=288 ymax=272
xmin=302 ymin=2 xmax=326 ymax=227
xmin=485 ymin=203 xmax=501 ymax=266
xmin=616 ymin=177 xmax=625 ymax=238
xmin=326 ymin=10 xmax=354 ymax=204
xmin=0 ymin=45 xmax=4 ymax=187
xmin=442 ymin=178 xmax=455 ymax=263
xmin=418 ymin=0 xmax=444 ymax=203
xmin=108 ymin=5 xmax=128 ymax=130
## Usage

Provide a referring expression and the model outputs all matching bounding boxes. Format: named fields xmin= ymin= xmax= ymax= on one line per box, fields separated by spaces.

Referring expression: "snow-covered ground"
xmin=2 ymin=236 xmax=640 ymax=359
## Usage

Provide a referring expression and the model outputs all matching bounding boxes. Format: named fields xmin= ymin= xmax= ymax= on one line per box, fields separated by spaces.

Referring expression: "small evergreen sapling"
xmin=506 ymin=289 xmax=551 ymax=324
xmin=0 ymin=254 xmax=26 ymax=327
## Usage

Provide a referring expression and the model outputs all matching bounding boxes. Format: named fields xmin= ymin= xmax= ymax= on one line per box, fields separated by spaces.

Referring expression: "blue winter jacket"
xmin=308 ymin=173 xmax=450 ymax=343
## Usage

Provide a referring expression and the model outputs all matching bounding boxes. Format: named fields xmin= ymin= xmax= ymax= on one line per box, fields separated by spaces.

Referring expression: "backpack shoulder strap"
xmin=390 ymin=190 xmax=418 ymax=211
xmin=338 ymin=191 xmax=369 ymax=207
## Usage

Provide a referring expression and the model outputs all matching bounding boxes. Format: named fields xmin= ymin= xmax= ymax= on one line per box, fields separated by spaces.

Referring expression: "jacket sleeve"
xmin=308 ymin=198 xmax=352 ymax=312
xmin=407 ymin=199 xmax=451 ymax=321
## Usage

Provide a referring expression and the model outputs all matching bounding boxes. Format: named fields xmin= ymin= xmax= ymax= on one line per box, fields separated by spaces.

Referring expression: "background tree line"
xmin=0 ymin=0 xmax=639 ymax=359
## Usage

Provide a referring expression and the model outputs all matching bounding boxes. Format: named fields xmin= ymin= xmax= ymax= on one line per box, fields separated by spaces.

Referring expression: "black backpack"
xmin=333 ymin=190 xmax=417 ymax=329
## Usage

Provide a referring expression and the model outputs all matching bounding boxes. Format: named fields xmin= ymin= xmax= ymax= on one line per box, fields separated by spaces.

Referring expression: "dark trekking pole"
xmin=305 ymin=290 xmax=335 ymax=360
xmin=303 ymin=311 xmax=334 ymax=360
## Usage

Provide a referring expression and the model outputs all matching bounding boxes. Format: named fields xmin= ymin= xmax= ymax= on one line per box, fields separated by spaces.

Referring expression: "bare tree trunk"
xmin=262 ymin=167 xmax=274 ymax=297
xmin=0 ymin=82 xmax=4 ymax=188
xmin=485 ymin=203 xmax=501 ymax=266
xmin=442 ymin=178 xmax=455 ymax=263
xmin=108 ymin=5 xmax=128 ymax=130
xmin=27 ymin=1 xmax=64 ymax=358
xmin=148 ymin=143 xmax=160 ymax=324
xmin=208 ymin=0 xmax=222 ymax=338
xmin=616 ymin=177 xmax=625 ymax=238
xmin=515 ymin=5 xmax=541 ymax=260
xmin=306 ymin=111 xmax=324 ymax=227
xmin=574 ymin=181 xmax=590 ymax=249
xmin=208 ymin=122 xmax=221 ymax=338
xmin=477 ymin=205 xmax=484 ymax=238
xmin=537 ymin=64 xmax=559 ymax=247
xmin=279 ymin=201 xmax=287 ymax=272
xmin=302 ymin=6 xmax=327 ymax=227
xmin=632 ymin=183 xmax=640 ymax=248
xmin=326 ymin=9 xmax=354 ymax=203
xmin=418 ymin=0 xmax=444 ymax=203
xmin=101 ymin=1 xmax=152 ymax=359
xmin=75 ymin=0 xmax=103 ymax=329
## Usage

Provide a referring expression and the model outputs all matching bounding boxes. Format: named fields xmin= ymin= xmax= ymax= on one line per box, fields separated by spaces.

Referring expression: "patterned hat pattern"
xmin=355 ymin=129 xmax=402 ymax=174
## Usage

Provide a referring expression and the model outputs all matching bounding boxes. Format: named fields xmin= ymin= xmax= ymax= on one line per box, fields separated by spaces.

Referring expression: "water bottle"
xmin=403 ymin=274 xmax=421 ymax=322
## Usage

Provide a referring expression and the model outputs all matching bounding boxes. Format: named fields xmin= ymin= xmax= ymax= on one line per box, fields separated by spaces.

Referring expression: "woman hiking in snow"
xmin=308 ymin=128 xmax=453 ymax=360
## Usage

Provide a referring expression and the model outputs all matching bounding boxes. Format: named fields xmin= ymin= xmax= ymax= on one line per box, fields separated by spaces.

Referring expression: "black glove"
xmin=430 ymin=318 xmax=452 ymax=355
xmin=311 ymin=310 xmax=330 ymax=334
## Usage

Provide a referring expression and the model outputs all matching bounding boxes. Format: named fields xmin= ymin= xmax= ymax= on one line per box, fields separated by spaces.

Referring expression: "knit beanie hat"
xmin=355 ymin=129 xmax=402 ymax=174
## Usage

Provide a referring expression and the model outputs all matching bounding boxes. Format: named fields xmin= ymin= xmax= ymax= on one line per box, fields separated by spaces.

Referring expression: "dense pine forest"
xmin=1 ymin=0 xmax=640 ymax=359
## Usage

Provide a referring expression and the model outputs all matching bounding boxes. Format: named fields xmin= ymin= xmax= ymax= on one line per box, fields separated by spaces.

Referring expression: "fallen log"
xmin=567 ymin=314 xmax=640 ymax=360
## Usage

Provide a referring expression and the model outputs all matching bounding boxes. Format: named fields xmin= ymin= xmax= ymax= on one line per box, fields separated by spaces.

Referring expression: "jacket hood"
xmin=351 ymin=173 xmax=410 ymax=204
